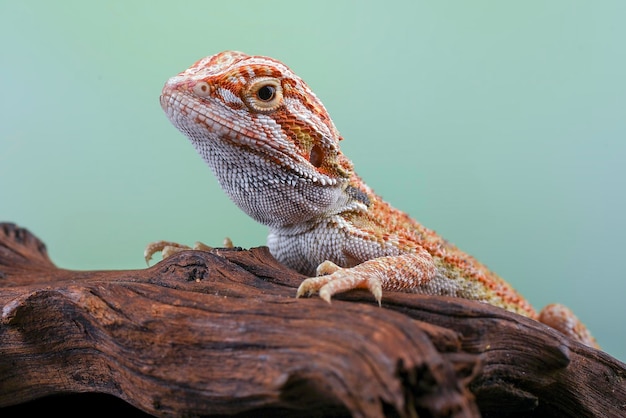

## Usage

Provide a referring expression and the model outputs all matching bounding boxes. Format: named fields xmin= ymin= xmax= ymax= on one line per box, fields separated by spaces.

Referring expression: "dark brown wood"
xmin=0 ymin=222 xmax=624 ymax=417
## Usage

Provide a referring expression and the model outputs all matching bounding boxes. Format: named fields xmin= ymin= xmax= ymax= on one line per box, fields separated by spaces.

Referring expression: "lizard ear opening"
xmin=309 ymin=144 xmax=324 ymax=168
xmin=243 ymin=78 xmax=283 ymax=113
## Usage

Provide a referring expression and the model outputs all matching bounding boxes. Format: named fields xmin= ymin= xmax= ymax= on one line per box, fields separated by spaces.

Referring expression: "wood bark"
xmin=0 ymin=222 xmax=624 ymax=417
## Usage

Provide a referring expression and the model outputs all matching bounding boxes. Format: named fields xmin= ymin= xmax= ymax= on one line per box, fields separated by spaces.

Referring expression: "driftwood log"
xmin=0 ymin=222 xmax=624 ymax=417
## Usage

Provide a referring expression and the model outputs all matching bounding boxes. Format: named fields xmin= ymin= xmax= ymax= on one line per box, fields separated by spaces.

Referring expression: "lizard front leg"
xmin=297 ymin=251 xmax=600 ymax=348
xmin=296 ymin=249 xmax=436 ymax=305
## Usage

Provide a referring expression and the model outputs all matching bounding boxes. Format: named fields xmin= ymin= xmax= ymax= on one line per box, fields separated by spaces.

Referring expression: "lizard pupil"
xmin=257 ymin=85 xmax=275 ymax=101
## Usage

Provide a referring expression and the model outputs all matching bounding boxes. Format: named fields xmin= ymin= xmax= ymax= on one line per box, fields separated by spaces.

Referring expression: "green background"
xmin=1 ymin=1 xmax=624 ymax=361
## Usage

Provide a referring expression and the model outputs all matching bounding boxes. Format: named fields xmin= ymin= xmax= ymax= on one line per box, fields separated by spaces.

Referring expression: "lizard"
xmin=146 ymin=50 xmax=598 ymax=348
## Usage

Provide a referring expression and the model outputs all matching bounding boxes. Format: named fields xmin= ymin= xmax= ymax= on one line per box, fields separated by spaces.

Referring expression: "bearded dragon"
xmin=146 ymin=51 xmax=597 ymax=348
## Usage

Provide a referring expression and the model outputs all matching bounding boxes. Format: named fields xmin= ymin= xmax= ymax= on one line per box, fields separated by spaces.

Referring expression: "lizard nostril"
xmin=192 ymin=81 xmax=212 ymax=97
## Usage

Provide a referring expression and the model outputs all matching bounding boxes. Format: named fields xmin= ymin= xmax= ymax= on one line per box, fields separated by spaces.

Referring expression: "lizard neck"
xmin=191 ymin=135 xmax=361 ymax=229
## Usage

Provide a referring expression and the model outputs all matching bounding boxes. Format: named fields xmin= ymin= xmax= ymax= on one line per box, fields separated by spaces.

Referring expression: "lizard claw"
xmin=296 ymin=275 xmax=334 ymax=302
xmin=296 ymin=261 xmax=383 ymax=306
xmin=143 ymin=241 xmax=193 ymax=265
xmin=143 ymin=239 xmax=230 ymax=265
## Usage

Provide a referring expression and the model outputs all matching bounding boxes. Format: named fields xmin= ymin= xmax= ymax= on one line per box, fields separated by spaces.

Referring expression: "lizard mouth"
xmin=160 ymin=88 xmax=341 ymax=188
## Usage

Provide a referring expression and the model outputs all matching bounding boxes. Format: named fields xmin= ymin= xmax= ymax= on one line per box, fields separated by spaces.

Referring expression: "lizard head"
xmin=160 ymin=51 xmax=359 ymax=228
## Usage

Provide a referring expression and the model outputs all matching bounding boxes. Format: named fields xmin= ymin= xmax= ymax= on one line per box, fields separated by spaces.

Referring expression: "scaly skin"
xmin=149 ymin=51 xmax=597 ymax=348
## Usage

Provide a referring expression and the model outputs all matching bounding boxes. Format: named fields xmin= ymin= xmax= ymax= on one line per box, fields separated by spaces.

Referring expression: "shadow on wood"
xmin=0 ymin=222 xmax=624 ymax=417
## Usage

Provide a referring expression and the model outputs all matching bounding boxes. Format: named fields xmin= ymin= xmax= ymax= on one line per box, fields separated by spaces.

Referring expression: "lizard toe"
xmin=297 ymin=266 xmax=384 ymax=305
xmin=143 ymin=240 xmax=192 ymax=265
xmin=315 ymin=260 xmax=341 ymax=276
xmin=296 ymin=276 xmax=333 ymax=298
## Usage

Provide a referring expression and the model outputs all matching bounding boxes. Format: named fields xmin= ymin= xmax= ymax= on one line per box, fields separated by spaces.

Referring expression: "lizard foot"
xmin=538 ymin=303 xmax=599 ymax=348
xmin=296 ymin=260 xmax=383 ymax=305
xmin=143 ymin=238 xmax=233 ymax=265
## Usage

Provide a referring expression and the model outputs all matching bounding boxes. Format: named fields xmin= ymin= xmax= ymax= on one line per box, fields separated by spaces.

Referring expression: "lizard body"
xmin=151 ymin=51 xmax=597 ymax=347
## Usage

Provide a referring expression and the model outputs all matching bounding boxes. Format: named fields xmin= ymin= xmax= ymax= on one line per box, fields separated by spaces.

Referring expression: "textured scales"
xmin=153 ymin=50 xmax=597 ymax=348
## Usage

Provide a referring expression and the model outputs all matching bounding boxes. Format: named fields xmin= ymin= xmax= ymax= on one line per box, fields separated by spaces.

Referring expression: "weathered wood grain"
xmin=0 ymin=223 xmax=624 ymax=417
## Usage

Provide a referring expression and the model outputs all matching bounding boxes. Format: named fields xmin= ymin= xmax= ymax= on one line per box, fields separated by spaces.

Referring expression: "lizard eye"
xmin=244 ymin=78 xmax=283 ymax=112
